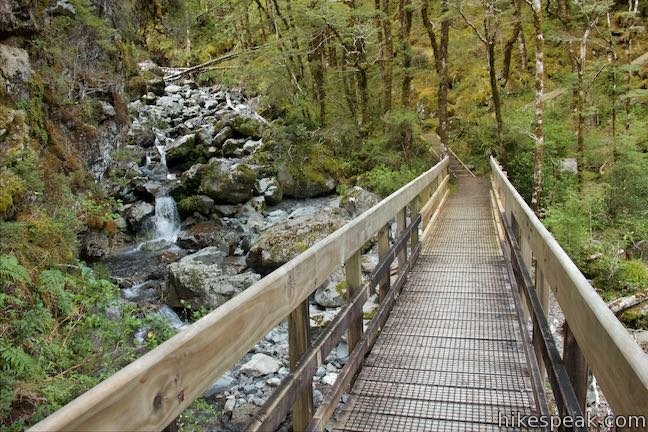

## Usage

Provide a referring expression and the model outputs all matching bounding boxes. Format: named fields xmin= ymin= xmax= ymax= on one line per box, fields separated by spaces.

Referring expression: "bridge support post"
xmin=533 ymin=267 xmax=550 ymax=381
xmin=346 ymin=251 xmax=363 ymax=365
xmin=563 ymin=323 xmax=589 ymax=413
xmin=377 ymin=225 xmax=390 ymax=303
xmin=288 ymin=299 xmax=313 ymax=431
xmin=409 ymin=198 xmax=419 ymax=249
xmin=397 ymin=208 xmax=407 ymax=274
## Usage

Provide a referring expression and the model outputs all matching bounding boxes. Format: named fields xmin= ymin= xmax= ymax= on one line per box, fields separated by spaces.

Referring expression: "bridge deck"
xmin=335 ymin=178 xmax=544 ymax=431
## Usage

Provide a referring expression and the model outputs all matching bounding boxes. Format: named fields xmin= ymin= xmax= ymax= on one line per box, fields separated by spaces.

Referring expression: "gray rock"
xmin=336 ymin=341 xmax=349 ymax=364
xmin=258 ymin=177 xmax=283 ymax=206
xmin=165 ymin=84 xmax=184 ymax=94
xmin=166 ymin=134 xmax=201 ymax=168
xmin=129 ymin=127 xmax=156 ymax=148
xmin=224 ymin=398 xmax=236 ymax=413
xmin=0 ymin=44 xmax=32 ymax=97
xmin=99 ymin=101 xmax=116 ymax=119
xmin=222 ymin=138 xmax=245 ymax=157
xmin=146 ymin=78 xmax=165 ymax=96
xmin=199 ymin=159 xmax=258 ymax=204
xmin=138 ymin=60 xmax=164 ymax=77
xmin=46 ymin=0 xmax=76 ymax=16
xmin=122 ymin=201 xmax=154 ymax=231
xmin=240 ymin=353 xmax=282 ymax=377
xmin=314 ymin=280 xmax=347 ymax=308
xmin=177 ymin=195 xmax=214 ymax=217
xmin=176 ymin=220 xmax=238 ymax=253
xmin=559 ymin=158 xmax=578 ymax=174
xmin=231 ymin=403 xmax=257 ymax=429
xmin=165 ymin=247 xmax=260 ymax=309
xmin=339 ymin=186 xmax=379 ymax=217
xmin=212 ymin=126 xmax=233 ymax=148
xmin=246 ymin=211 xmax=345 ymax=273
xmin=203 ymin=374 xmax=237 ymax=398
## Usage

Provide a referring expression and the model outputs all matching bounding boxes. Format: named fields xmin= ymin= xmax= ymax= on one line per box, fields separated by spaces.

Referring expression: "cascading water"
xmin=155 ymin=137 xmax=167 ymax=167
xmin=152 ymin=196 xmax=181 ymax=242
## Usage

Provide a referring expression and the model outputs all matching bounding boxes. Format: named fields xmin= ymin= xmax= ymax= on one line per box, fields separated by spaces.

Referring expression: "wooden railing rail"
xmin=490 ymin=157 xmax=648 ymax=421
xmin=31 ymin=158 xmax=449 ymax=432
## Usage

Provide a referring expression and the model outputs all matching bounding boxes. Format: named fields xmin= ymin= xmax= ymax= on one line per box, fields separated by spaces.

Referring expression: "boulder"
xmin=81 ymin=229 xmax=110 ymax=260
xmin=129 ymin=127 xmax=156 ymax=148
xmin=0 ymin=44 xmax=32 ymax=98
xmin=277 ymin=163 xmax=336 ymax=199
xmin=212 ymin=126 xmax=233 ymax=148
xmin=314 ymin=280 xmax=347 ymax=308
xmin=231 ymin=116 xmax=264 ymax=139
xmin=246 ymin=210 xmax=345 ymax=273
xmin=199 ymin=159 xmax=258 ymax=204
xmin=166 ymin=134 xmax=204 ymax=168
xmin=165 ymin=247 xmax=260 ymax=309
xmin=221 ymin=138 xmax=245 ymax=157
xmin=258 ymin=177 xmax=283 ymax=206
xmin=121 ymin=201 xmax=154 ymax=231
xmin=46 ymin=0 xmax=75 ymax=17
xmin=240 ymin=353 xmax=282 ymax=377
xmin=0 ymin=0 xmax=38 ymax=37
xmin=177 ymin=220 xmax=240 ymax=253
xmin=177 ymin=195 xmax=214 ymax=217
xmin=146 ymin=78 xmax=165 ymax=96
xmin=138 ymin=60 xmax=164 ymax=77
xmin=339 ymin=186 xmax=379 ymax=217
xmin=169 ymin=163 xmax=204 ymax=201
xmin=203 ymin=374 xmax=237 ymax=398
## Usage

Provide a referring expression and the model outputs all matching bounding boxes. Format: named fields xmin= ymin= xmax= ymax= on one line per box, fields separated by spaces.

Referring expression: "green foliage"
xmin=358 ymin=164 xmax=421 ymax=197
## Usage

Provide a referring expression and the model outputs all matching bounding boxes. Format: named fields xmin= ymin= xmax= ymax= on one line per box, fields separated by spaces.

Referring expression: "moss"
xmin=619 ymin=301 xmax=648 ymax=329
xmin=335 ymin=280 xmax=348 ymax=299
xmin=617 ymin=260 xmax=648 ymax=290
xmin=363 ymin=306 xmax=378 ymax=320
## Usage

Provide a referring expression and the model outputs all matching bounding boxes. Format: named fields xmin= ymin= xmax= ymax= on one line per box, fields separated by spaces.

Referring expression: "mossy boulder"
xmin=169 ymin=163 xmax=204 ymax=202
xmin=231 ymin=116 xmax=264 ymax=139
xmin=246 ymin=210 xmax=345 ymax=274
xmin=314 ymin=279 xmax=348 ymax=308
xmin=276 ymin=162 xmax=336 ymax=199
xmin=339 ymin=186 xmax=379 ymax=217
xmin=166 ymin=134 xmax=207 ymax=169
xmin=199 ymin=159 xmax=258 ymax=204
xmin=177 ymin=195 xmax=214 ymax=217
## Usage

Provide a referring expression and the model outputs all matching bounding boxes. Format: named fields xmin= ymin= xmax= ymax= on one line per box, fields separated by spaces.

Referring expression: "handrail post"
xmin=288 ymin=299 xmax=313 ymax=430
xmin=563 ymin=323 xmax=589 ymax=413
xmin=409 ymin=198 xmax=419 ymax=250
xmin=397 ymin=208 xmax=407 ymax=273
xmin=533 ymin=267 xmax=550 ymax=381
xmin=345 ymin=251 xmax=363 ymax=380
xmin=377 ymin=225 xmax=390 ymax=303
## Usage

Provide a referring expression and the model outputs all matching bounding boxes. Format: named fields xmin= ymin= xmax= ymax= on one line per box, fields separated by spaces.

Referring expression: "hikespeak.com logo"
xmin=498 ymin=411 xmax=646 ymax=430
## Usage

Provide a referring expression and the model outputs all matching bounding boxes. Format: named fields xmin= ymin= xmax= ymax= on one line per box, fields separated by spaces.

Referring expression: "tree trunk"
xmin=421 ymin=0 xmax=441 ymax=74
xmin=381 ymin=0 xmax=394 ymax=115
xmin=530 ymin=0 xmax=545 ymax=215
xmin=399 ymin=0 xmax=413 ymax=107
xmin=438 ymin=0 xmax=450 ymax=159
xmin=307 ymin=30 xmax=326 ymax=126
xmin=487 ymin=40 xmax=505 ymax=152
xmin=576 ymin=27 xmax=591 ymax=185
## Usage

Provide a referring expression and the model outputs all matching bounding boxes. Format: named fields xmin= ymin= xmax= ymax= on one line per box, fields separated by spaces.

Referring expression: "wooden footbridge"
xmin=32 ymin=158 xmax=648 ymax=431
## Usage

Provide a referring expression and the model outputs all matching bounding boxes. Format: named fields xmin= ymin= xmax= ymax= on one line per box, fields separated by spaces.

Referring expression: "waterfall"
xmin=155 ymin=138 xmax=167 ymax=167
xmin=153 ymin=196 xmax=180 ymax=242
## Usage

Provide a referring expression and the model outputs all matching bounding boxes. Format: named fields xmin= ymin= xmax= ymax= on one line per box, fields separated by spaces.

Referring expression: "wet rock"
xmin=241 ymin=353 xmax=282 ymax=377
xmin=169 ymin=163 xmax=204 ymax=201
xmin=339 ymin=186 xmax=379 ymax=217
xmin=156 ymin=305 xmax=185 ymax=330
xmin=121 ymin=201 xmax=154 ymax=231
xmin=165 ymin=247 xmax=260 ymax=309
xmin=246 ymin=210 xmax=344 ymax=274
xmin=213 ymin=204 xmax=241 ymax=217
xmin=199 ymin=159 xmax=257 ymax=204
xmin=176 ymin=220 xmax=238 ymax=252
xmin=276 ymin=163 xmax=336 ymax=199
xmin=129 ymin=127 xmax=156 ymax=148
xmin=121 ymin=281 xmax=159 ymax=304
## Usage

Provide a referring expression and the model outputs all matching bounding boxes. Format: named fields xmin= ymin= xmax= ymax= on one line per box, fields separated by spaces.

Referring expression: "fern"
xmin=0 ymin=340 xmax=36 ymax=376
xmin=38 ymin=269 xmax=73 ymax=316
xmin=0 ymin=255 xmax=31 ymax=288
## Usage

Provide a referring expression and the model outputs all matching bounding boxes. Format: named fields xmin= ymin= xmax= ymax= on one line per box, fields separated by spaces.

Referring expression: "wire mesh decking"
xmin=334 ymin=178 xmax=544 ymax=432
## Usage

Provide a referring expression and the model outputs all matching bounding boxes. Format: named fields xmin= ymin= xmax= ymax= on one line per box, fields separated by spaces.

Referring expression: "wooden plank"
xmin=288 ymin=300 xmax=313 ymax=431
xmin=490 ymin=157 xmax=648 ymax=418
xmin=563 ymin=323 xmax=589 ymax=413
xmin=345 ymin=252 xmax=363 ymax=359
xmin=30 ymin=159 xmax=449 ymax=432
xmin=409 ymin=198 xmax=419 ymax=249
xmin=421 ymin=174 xmax=450 ymax=227
xmin=377 ymin=226 xmax=390 ymax=303
xmin=396 ymin=208 xmax=407 ymax=271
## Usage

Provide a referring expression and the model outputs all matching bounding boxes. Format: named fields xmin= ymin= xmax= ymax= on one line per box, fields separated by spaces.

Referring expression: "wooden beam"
xmin=490 ymin=157 xmax=648 ymax=417
xmin=30 ymin=158 xmax=449 ymax=432
xmin=396 ymin=208 xmax=407 ymax=272
xmin=345 ymin=252 xmax=363 ymax=359
xmin=377 ymin=226 xmax=390 ymax=303
xmin=288 ymin=300 xmax=313 ymax=431
xmin=563 ymin=323 xmax=589 ymax=413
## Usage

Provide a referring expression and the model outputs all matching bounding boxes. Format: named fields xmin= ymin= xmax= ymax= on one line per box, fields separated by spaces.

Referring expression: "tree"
xmin=527 ymin=0 xmax=545 ymax=214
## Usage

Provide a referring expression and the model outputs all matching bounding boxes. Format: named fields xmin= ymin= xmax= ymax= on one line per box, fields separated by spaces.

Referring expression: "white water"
xmin=152 ymin=196 xmax=181 ymax=242
xmin=155 ymin=137 xmax=167 ymax=167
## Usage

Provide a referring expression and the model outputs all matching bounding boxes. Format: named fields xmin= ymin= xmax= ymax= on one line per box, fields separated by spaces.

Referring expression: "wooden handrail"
xmin=31 ymin=158 xmax=449 ymax=432
xmin=490 ymin=157 xmax=648 ymax=420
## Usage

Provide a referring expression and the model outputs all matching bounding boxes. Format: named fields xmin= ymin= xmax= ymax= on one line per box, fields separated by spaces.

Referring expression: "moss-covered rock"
xmin=339 ymin=186 xmax=379 ymax=217
xmin=177 ymin=195 xmax=214 ymax=217
xmin=276 ymin=162 xmax=336 ymax=199
xmin=246 ymin=210 xmax=345 ymax=274
xmin=231 ymin=116 xmax=264 ymax=139
xmin=166 ymin=134 xmax=208 ymax=169
xmin=199 ymin=159 xmax=258 ymax=204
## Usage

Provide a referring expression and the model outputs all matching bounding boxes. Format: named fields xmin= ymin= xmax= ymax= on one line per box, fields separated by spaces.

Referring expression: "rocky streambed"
xmin=91 ymin=65 xmax=383 ymax=430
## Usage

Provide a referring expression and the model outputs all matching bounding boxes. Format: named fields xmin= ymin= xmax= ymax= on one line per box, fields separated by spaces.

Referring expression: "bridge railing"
xmin=490 ymin=157 xmax=648 ymax=421
xmin=31 ymin=158 xmax=450 ymax=432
